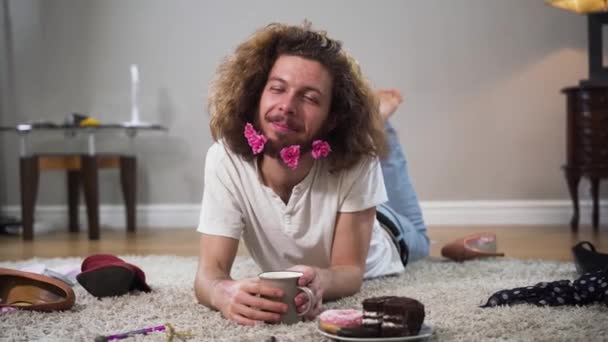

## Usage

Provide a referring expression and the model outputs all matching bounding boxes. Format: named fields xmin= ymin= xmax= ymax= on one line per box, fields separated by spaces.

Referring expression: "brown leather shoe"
xmin=0 ymin=267 xmax=75 ymax=311
xmin=441 ymin=232 xmax=505 ymax=262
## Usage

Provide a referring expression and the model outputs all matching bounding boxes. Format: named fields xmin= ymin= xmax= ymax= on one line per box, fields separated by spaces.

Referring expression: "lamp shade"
xmin=546 ymin=0 xmax=608 ymax=14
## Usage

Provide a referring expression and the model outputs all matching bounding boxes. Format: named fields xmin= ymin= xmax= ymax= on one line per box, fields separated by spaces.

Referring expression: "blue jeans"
xmin=378 ymin=122 xmax=430 ymax=263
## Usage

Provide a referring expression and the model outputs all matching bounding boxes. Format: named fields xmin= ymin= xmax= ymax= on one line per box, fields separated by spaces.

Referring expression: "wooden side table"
xmin=562 ymin=85 xmax=608 ymax=232
xmin=0 ymin=123 xmax=166 ymax=240
xmin=19 ymin=154 xmax=136 ymax=240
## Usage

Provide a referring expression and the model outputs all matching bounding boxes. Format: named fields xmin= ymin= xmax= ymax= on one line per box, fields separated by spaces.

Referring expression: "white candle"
xmin=130 ymin=64 xmax=140 ymax=124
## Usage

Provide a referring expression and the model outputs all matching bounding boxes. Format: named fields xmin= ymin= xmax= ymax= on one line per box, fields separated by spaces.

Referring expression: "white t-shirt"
xmin=197 ymin=142 xmax=404 ymax=278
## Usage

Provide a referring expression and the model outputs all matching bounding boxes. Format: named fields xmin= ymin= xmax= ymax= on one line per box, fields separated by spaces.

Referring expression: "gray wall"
xmin=0 ymin=0 xmax=596 ymax=206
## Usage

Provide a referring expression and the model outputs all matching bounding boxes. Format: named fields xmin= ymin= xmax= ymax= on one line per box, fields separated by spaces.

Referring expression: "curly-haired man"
xmin=194 ymin=23 xmax=429 ymax=325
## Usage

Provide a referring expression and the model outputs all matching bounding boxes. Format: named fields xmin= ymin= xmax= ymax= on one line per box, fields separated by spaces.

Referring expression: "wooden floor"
xmin=1 ymin=225 xmax=607 ymax=262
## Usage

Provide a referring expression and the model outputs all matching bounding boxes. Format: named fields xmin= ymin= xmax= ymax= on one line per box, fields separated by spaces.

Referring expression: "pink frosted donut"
xmin=318 ymin=309 xmax=363 ymax=334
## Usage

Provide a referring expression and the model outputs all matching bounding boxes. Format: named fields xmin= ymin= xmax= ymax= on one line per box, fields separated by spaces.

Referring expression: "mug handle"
xmin=296 ymin=286 xmax=315 ymax=317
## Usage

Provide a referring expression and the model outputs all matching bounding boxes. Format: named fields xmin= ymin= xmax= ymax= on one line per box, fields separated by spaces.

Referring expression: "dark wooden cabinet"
xmin=562 ymin=85 xmax=608 ymax=231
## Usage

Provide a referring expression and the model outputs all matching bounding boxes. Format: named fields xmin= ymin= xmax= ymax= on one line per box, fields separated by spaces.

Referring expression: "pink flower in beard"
xmin=280 ymin=145 xmax=300 ymax=170
xmin=244 ymin=123 xmax=267 ymax=155
xmin=311 ymin=140 xmax=332 ymax=159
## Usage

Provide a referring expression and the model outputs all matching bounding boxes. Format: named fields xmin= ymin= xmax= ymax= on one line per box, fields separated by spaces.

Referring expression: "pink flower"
xmin=280 ymin=145 xmax=300 ymax=169
xmin=311 ymin=140 xmax=331 ymax=159
xmin=244 ymin=123 xmax=267 ymax=155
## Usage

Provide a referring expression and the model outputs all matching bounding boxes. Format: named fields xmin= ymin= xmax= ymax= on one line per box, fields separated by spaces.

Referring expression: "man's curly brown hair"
xmin=208 ymin=22 xmax=387 ymax=172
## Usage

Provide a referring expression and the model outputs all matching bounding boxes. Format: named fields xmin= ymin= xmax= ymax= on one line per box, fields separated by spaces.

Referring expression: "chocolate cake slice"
xmin=381 ymin=297 xmax=425 ymax=337
xmin=361 ymin=296 xmax=395 ymax=336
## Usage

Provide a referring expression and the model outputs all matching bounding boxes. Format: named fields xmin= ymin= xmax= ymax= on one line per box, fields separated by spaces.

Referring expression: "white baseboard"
xmin=0 ymin=204 xmax=201 ymax=233
xmin=1 ymin=200 xmax=607 ymax=231
xmin=422 ymin=200 xmax=607 ymax=225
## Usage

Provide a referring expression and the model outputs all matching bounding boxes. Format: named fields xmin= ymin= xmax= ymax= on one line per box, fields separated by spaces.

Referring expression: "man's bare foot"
xmin=377 ymin=89 xmax=403 ymax=121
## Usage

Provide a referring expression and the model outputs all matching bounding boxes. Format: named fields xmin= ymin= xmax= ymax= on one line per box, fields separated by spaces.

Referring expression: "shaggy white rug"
xmin=1 ymin=255 xmax=607 ymax=342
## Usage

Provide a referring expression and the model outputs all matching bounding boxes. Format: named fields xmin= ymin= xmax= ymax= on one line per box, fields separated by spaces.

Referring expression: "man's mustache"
xmin=266 ymin=114 xmax=304 ymax=132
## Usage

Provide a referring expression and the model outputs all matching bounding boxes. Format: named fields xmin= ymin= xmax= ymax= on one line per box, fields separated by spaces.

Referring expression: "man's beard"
xmin=264 ymin=136 xmax=313 ymax=159
xmin=256 ymin=111 xmax=328 ymax=159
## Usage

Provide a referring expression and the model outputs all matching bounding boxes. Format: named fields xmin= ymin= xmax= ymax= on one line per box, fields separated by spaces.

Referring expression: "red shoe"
xmin=76 ymin=254 xmax=151 ymax=298
xmin=441 ymin=233 xmax=505 ymax=262
xmin=0 ymin=267 xmax=75 ymax=311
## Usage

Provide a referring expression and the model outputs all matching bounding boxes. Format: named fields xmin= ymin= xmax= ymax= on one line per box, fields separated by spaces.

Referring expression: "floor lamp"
xmin=546 ymin=0 xmax=608 ymax=84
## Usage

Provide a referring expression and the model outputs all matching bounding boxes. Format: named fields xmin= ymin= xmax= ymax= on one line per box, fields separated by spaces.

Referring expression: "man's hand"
xmin=196 ymin=234 xmax=288 ymax=326
xmin=287 ymin=265 xmax=324 ymax=320
xmin=211 ymin=277 xmax=288 ymax=326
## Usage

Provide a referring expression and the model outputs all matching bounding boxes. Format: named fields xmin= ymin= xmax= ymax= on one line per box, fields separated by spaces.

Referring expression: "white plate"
xmin=317 ymin=324 xmax=434 ymax=342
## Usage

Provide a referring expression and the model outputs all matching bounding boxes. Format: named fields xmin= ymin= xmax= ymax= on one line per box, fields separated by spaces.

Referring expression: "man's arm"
xmin=291 ymin=206 xmax=375 ymax=316
xmin=194 ymin=233 xmax=238 ymax=308
xmin=322 ymin=206 xmax=375 ymax=299
xmin=194 ymin=233 xmax=288 ymax=325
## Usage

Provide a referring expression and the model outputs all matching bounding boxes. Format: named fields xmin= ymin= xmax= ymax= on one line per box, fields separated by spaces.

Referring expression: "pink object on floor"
xmin=441 ymin=232 xmax=505 ymax=262
xmin=1 ymin=307 xmax=17 ymax=315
